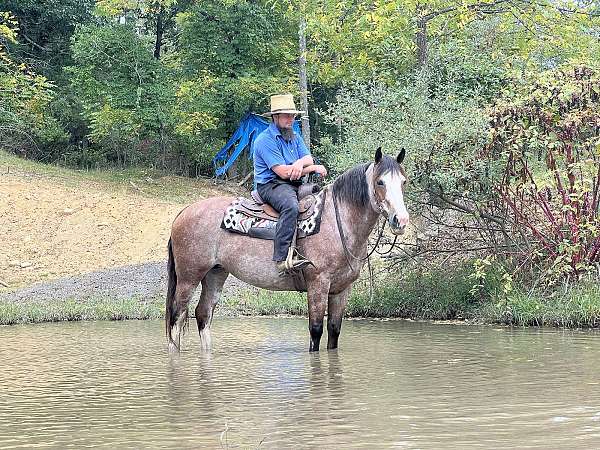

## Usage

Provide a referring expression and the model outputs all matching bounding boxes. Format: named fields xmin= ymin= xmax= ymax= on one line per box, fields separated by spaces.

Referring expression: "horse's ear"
xmin=396 ymin=148 xmax=406 ymax=165
xmin=375 ymin=147 xmax=382 ymax=164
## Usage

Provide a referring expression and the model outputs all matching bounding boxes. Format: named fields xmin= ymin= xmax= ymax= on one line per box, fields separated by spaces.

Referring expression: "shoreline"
xmin=2 ymin=262 xmax=599 ymax=329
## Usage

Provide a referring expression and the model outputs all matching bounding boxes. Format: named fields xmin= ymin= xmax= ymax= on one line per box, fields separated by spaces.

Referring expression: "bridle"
xmin=332 ymin=167 xmax=399 ymax=271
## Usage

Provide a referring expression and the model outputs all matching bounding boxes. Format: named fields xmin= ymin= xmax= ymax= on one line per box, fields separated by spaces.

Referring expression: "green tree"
xmin=66 ymin=23 xmax=175 ymax=167
xmin=172 ymin=0 xmax=298 ymax=171
xmin=1 ymin=0 xmax=95 ymax=78
xmin=95 ymin=0 xmax=193 ymax=59
xmin=0 ymin=12 xmax=67 ymax=157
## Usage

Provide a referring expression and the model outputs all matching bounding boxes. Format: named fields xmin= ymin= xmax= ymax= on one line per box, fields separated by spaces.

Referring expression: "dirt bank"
xmin=0 ymin=152 xmax=242 ymax=292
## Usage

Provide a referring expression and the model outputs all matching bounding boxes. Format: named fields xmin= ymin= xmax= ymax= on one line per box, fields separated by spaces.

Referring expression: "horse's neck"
xmin=335 ymin=195 xmax=380 ymax=253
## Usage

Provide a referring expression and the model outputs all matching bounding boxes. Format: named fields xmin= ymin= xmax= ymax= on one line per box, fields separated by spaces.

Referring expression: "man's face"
xmin=273 ymin=113 xmax=295 ymax=130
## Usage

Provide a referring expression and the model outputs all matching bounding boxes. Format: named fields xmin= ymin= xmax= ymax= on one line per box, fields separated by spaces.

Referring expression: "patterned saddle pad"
xmin=221 ymin=189 xmax=327 ymax=240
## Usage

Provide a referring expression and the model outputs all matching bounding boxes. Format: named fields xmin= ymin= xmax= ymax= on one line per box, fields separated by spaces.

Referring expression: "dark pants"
xmin=257 ymin=179 xmax=300 ymax=261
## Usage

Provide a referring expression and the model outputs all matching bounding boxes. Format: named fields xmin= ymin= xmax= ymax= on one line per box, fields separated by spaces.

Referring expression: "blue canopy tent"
xmin=212 ymin=112 xmax=302 ymax=178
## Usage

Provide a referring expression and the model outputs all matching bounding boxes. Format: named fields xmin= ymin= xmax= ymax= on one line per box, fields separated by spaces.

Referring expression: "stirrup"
xmin=277 ymin=248 xmax=313 ymax=274
xmin=277 ymin=228 xmax=314 ymax=274
xmin=276 ymin=258 xmax=311 ymax=274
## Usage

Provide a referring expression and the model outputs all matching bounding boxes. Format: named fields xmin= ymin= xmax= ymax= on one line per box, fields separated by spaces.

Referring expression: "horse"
xmin=165 ymin=147 xmax=409 ymax=352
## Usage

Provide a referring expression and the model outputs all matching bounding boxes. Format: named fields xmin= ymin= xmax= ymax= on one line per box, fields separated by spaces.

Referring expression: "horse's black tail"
xmin=165 ymin=238 xmax=178 ymax=345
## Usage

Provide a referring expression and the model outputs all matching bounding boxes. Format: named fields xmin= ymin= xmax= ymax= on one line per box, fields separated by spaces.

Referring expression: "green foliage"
xmin=485 ymin=65 xmax=600 ymax=282
xmin=427 ymin=19 xmax=512 ymax=102
xmin=2 ymin=0 xmax=96 ymax=78
xmin=0 ymin=12 xmax=68 ymax=157
xmin=318 ymin=71 xmax=490 ymax=201
xmin=346 ymin=266 xmax=478 ymax=319
xmin=174 ymin=1 xmax=296 ymax=147
xmin=468 ymin=256 xmax=513 ymax=301
xmin=66 ymin=22 xmax=175 ymax=166
xmin=302 ymin=0 xmax=414 ymax=85
xmin=178 ymin=1 xmax=293 ymax=78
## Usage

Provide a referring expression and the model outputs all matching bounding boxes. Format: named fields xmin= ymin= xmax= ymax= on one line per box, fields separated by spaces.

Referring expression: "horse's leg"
xmin=195 ymin=266 xmax=229 ymax=351
xmin=168 ymin=278 xmax=201 ymax=353
xmin=327 ymin=286 xmax=351 ymax=350
xmin=307 ymin=278 xmax=330 ymax=352
xmin=166 ymin=237 xmax=211 ymax=352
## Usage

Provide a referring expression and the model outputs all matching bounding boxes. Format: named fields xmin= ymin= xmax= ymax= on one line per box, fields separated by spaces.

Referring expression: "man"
xmin=253 ymin=94 xmax=327 ymax=273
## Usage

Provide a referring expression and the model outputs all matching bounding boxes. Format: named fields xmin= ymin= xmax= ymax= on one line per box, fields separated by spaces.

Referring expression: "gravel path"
xmin=0 ymin=261 xmax=253 ymax=303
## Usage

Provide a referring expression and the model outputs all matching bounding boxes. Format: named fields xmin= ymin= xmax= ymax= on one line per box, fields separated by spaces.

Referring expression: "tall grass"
xmin=2 ymin=269 xmax=599 ymax=328
xmin=346 ymin=267 xmax=478 ymax=319
xmin=220 ymin=290 xmax=307 ymax=316
xmin=0 ymin=297 xmax=164 ymax=325
xmin=480 ymin=282 xmax=600 ymax=327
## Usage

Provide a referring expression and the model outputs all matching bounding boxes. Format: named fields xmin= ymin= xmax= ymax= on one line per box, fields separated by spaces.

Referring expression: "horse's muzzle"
xmin=389 ymin=213 xmax=408 ymax=235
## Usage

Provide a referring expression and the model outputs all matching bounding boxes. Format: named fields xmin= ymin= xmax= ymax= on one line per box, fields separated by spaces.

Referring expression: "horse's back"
xmin=172 ymin=195 xmax=235 ymax=234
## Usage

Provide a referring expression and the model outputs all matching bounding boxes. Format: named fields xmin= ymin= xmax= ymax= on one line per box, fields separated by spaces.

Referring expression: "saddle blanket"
xmin=221 ymin=189 xmax=327 ymax=240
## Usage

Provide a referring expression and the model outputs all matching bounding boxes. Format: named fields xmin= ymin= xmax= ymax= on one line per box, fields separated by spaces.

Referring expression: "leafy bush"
xmin=485 ymin=66 xmax=600 ymax=283
xmin=317 ymin=71 xmax=490 ymax=197
xmin=0 ymin=12 xmax=68 ymax=157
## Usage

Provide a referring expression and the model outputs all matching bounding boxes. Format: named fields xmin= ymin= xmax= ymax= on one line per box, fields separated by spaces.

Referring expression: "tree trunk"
xmin=416 ymin=4 xmax=428 ymax=68
xmin=154 ymin=5 xmax=164 ymax=59
xmin=298 ymin=13 xmax=310 ymax=150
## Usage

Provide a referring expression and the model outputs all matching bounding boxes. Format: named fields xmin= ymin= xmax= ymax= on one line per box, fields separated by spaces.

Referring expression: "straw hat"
xmin=262 ymin=94 xmax=305 ymax=117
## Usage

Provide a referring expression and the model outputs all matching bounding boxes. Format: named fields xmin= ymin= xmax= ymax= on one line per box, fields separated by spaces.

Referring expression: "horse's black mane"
xmin=332 ymin=163 xmax=370 ymax=208
xmin=332 ymin=156 xmax=400 ymax=208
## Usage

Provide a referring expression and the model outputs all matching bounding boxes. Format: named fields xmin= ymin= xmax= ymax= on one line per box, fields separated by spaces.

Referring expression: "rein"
xmin=332 ymin=185 xmax=388 ymax=271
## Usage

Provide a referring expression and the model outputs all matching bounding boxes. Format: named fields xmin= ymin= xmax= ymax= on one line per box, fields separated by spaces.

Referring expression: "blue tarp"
xmin=212 ymin=112 xmax=302 ymax=177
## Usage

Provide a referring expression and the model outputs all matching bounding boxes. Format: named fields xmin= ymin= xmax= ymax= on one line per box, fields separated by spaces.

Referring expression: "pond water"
xmin=1 ymin=318 xmax=600 ymax=448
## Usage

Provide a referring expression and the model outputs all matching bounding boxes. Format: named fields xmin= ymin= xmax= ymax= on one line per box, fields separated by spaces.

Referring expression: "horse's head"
xmin=370 ymin=147 xmax=409 ymax=235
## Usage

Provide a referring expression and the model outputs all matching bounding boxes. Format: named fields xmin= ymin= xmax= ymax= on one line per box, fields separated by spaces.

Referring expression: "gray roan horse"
xmin=166 ymin=148 xmax=409 ymax=352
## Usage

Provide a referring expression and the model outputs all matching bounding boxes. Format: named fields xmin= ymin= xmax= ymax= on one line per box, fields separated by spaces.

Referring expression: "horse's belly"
xmin=217 ymin=239 xmax=301 ymax=291
xmin=228 ymin=268 xmax=299 ymax=292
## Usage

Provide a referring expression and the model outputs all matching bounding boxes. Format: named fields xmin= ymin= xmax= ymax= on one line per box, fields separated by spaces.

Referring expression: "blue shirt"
xmin=252 ymin=122 xmax=310 ymax=185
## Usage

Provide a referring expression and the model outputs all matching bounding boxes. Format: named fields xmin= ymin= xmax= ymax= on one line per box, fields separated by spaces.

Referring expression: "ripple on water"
xmin=1 ymin=318 xmax=600 ymax=448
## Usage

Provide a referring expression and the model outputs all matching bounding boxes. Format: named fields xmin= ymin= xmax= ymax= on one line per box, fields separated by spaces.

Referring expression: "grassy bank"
xmin=2 ymin=261 xmax=598 ymax=329
xmin=3 ymin=265 xmax=600 ymax=327
xmin=480 ymin=282 xmax=600 ymax=328
xmin=0 ymin=297 xmax=165 ymax=325
xmin=5 ymin=273 xmax=600 ymax=328
xmin=0 ymin=290 xmax=307 ymax=326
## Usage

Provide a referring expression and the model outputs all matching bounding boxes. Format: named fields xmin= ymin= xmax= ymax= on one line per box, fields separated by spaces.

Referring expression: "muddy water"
xmin=1 ymin=318 xmax=600 ymax=448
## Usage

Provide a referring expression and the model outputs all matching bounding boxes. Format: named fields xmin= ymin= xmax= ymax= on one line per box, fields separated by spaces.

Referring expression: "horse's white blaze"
xmin=381 ymin=171 xmax=409 ymax=226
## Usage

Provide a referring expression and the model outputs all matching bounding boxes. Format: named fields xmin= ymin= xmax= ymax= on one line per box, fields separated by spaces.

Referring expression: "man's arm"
xmin=272 ymin=161 xmax=327 ymax=179
xmin=297 ymin=155 xmax=314 ymax=167
xmin=273 ymin=155 xmax=315 ymax=180
xmin=301 ymin=164 xmax=327 ymax=177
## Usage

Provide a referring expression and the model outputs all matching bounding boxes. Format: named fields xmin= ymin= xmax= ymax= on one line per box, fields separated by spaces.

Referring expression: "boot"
xmin=276 ymin=228 xmax=313 ymax=273
xmin=276 ymin=257 xmax=312 ymax=273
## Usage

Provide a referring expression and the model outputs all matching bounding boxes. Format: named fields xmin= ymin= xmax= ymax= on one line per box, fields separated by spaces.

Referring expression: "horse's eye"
xmin=377 ymin=180 xmax=385 ymax=186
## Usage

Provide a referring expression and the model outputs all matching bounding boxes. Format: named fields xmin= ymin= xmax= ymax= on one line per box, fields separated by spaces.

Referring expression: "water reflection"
xmin=2 ymin=319 xmax=600 ymax=448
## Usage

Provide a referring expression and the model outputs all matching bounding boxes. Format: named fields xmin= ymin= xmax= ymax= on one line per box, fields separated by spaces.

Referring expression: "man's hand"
xmin=313 ymin=165 xmax=328 ymax=177
xmin=301 ymin=164 xmax=328 ymax=178
xmin=289 ymin=160 xmax=304 ymax=180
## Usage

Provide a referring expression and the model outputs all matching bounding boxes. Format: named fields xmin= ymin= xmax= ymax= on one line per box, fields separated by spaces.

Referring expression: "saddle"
xmin=221 ymin=183 xmax=326 ymax=240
